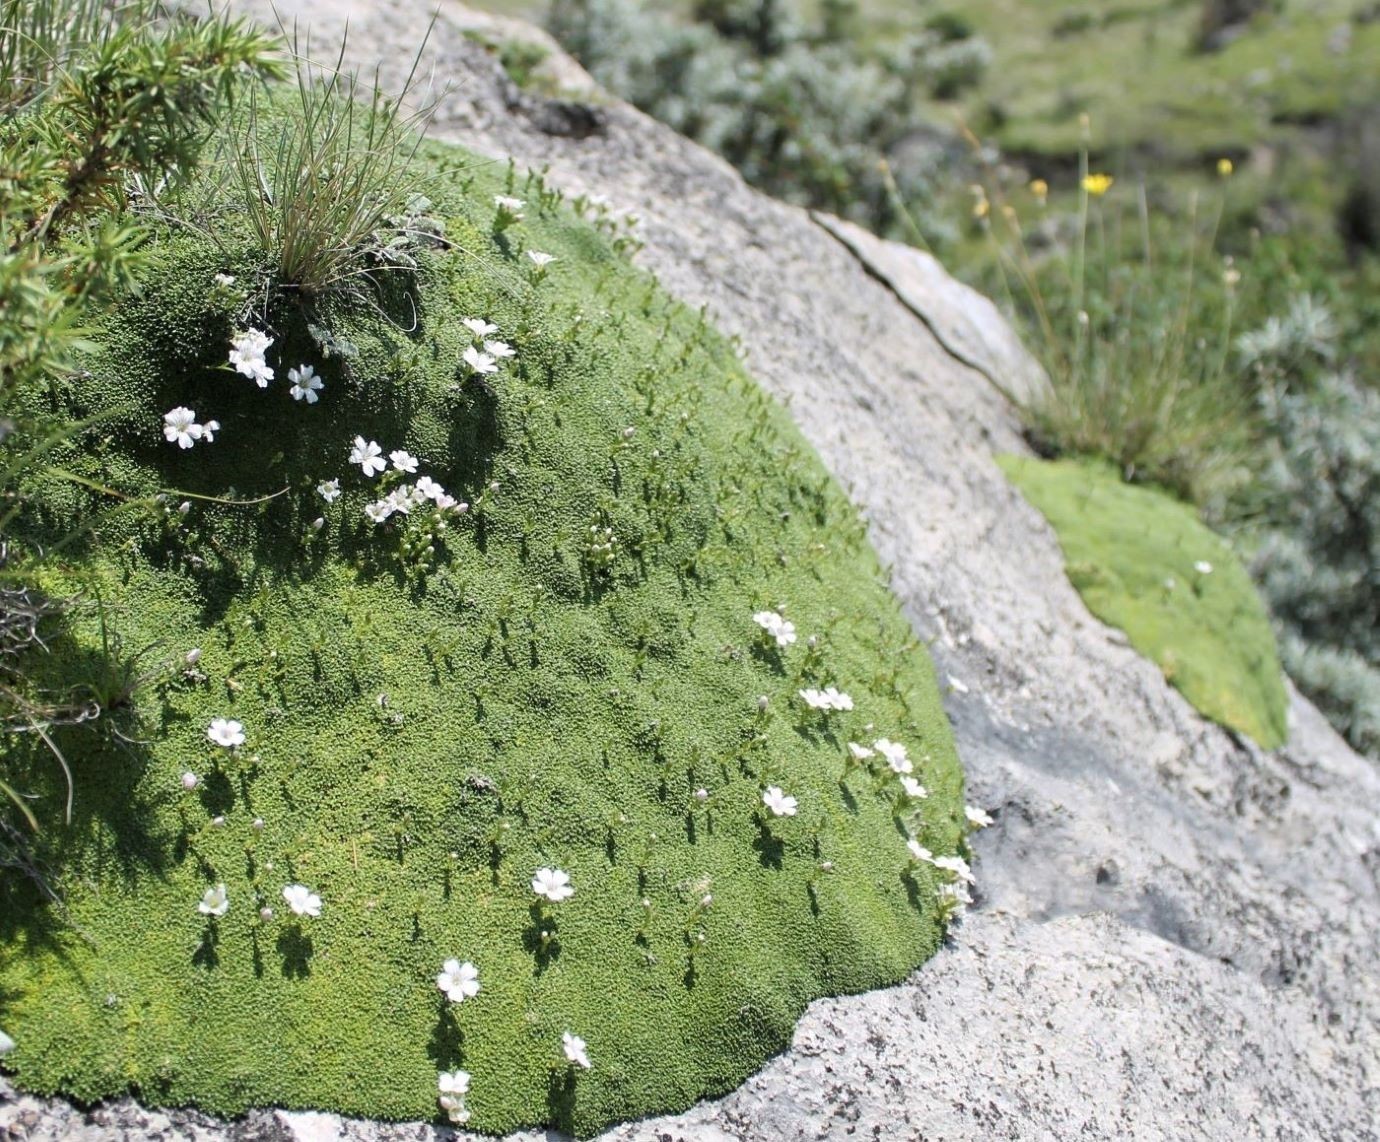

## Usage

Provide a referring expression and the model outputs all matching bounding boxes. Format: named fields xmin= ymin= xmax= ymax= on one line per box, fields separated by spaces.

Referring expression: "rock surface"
xmin=4 ymin=2 xmax=1378 ymax=1138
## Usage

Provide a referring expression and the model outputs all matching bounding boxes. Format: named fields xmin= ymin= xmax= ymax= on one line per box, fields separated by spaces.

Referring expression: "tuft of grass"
xmin=225 ymin=21 xmax=433 ymax=296
xmin=955 ymin=122 xmax=1252 ymax=504
xmin=1000 ymin=453 xmax=1288 ymax=748
xmin=0 ymin=127 xmax=966 ymax=1136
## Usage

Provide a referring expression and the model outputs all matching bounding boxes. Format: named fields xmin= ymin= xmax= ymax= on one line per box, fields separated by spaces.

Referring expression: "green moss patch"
xmin=0 ymin=134 xmax=964 ymax=1135
xmin=999 ymin=455 xmax=1287 ymax=748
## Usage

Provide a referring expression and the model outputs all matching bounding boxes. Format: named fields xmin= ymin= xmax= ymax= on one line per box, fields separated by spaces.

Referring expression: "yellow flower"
xmin=1029 ymin=178 xmax=1048 ymax=203
xmin=1217 ymin=157 xmax=1233 ymax=177
xmin=1081 ymin=173 xmax=1114 ymax=196
xmin=972 ymin=198 xmax=990 ymax=219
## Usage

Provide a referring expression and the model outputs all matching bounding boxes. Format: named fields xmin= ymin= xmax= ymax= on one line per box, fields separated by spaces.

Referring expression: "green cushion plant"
xmin=999 ymin=454 xmax=1288 ymax=749
xmin=0 ymin=100 xmax=968 ymax=1134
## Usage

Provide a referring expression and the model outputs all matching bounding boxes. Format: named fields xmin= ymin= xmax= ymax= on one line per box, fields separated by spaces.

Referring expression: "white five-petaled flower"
xmin=762 ymin=785 xmax=797 ymax=818
xmin=389 ymin=449 xmax=419 ymax=474
xmin=163 ymin=407 xmax=203 ymax=449
xmin=847 ymin=741 xmax=875 ymax=762
xmin=415 ymin=475 xmax=443 ymax=501
xmin=527 ymin=250 xmax=556 ymax=268
xmin=288 ymin=364 xmax=324 ymax=403
xmin=900 ymin=776 xmax=928 ymax=800
xmin=207 ymin=717 xmax=245 ymax=748
xmin=965 ymin=804 xmax=993 ymax=828
xmin=562 ymin=1031 xmax=591 ymax=1069
xmin=436 ymin=959 xmax=480 ymax=1003
xmin=799 ymin=686 xmax=854 ymax=712
xmin=906 ymin=838 xmax=934 ymax=864
xmin=200 ymin=419 xmax=221 ymax=443
xmin=532 ymin=867 xmax=574 ymax=903
xmin=282 ymin=883 xmax=322 ymax=917
xmin=364 ymin=501 xmax=391 ymax=523
xmin=213 ymin=272 xmax=236 ymax=287
xmin=1194 ymin=560 xmax=1214 ymax=575
xmin=462 ymin=317 xmax=499 ymax=339
xmin=494 ymin=195 xmax=525 ymax=216
xmin=483 ymin=339 xmax=516 ymax=359
xmin=752 ymin=609 xmax=797 ymax=648
xmin=463 ymin=345 xmax=498 ymax=376
xmin=932 ymin=854 xmax=975 ymax=884
xmin=229 ymin=328 xmax=274 ymax=387
xmin=873 ymin=738 xmax=912 ymax=775
xmin=317 ymin=478 xmax=341 ymax=503
xmin=198 ymin=883 xmax=229 ymax=917
xmin=349 ymin=436 xmax=386 ymax=477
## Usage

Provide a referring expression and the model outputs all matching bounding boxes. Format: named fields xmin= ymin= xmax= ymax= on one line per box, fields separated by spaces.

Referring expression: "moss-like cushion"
xmin=999 ymin=454 xmax=1287 ymax=749
xmin=0 ymin=132 xmax=965 ymax=1136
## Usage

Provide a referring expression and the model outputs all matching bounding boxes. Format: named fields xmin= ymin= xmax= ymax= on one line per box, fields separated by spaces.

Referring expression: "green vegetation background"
xmin=0 ymin=133 xmax=964 ymax=1135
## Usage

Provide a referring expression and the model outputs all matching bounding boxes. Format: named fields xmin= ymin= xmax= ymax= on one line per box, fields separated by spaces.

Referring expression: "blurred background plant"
xmin=547 ymin=0 xmax=989 ymax=241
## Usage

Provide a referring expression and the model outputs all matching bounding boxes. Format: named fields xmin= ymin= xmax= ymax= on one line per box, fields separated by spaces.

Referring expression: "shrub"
xmin=544 ymin=0 xmax=985 ymax=237
xmin=1244 ymin=368 xmax=1380 ymax=755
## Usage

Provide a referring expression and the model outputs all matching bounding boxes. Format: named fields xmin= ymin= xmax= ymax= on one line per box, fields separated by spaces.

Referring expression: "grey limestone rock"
xmin=4 ymin=3 xmax=1378 ymax=1139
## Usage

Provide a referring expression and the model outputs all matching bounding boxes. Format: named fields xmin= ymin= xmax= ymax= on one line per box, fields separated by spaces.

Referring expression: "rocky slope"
xmin=3 ymin=1 xmax=1378 ymax=1137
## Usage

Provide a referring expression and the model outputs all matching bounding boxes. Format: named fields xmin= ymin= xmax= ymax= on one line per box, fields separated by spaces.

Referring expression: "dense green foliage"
xmin=0 ymin=123 xmax=965 ymax=1134
xmin=999 ymin=455 xmax=1288 ymax=749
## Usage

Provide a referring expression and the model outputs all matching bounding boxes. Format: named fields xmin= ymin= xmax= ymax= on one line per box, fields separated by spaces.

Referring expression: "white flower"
xmin=389 ymin=449 xmax=419 ymax=474
xmin=349 ymin=436 xmax=386 ymax=477
xmin=494 ymin=194 xmax=525 ymax=216
xmin=932 ymin=854 xmax=975 ymax=884
xmin=385 ymin=485 xmax=424 ymax=515
xmin=562 ymin=1031 xmax=591 ymax=1069
xmin=847 ymin=741 xmax=875 ymax=761
xmin=900 ymin=776 xmax=929 ymax=800
xmin=438 ymin=1070 xmax=471 ymax=1097
xmin=229 ymin=328 xmax=274 ymax=388
xmin=213 ymin=272 xmax=236 ymax=287
xmin=752 ymin=609 xmax=797 ymax=648
xmin=483 ymin=339 xmax=516 ymax=359
xmin=288 ymin=364 xmax=323 ymax=404
xmin=200 ymin=419 xmax=220 ymax=443
xmin=762 ymin=785 xmax=798 ymax=817
xmin=906 ymin=839 xmax=934 ymax=864
xmin=198 ymin=883 xmax=229 ymax=917
xmin=163 ymin=407 xmax=203 ymax=449
xmin=873 ymin=738 xmax=911 ymax=775
xmin=415 ymin=475 xmax=444 ymax=501
xmin=527 ymin=250 xmax=556 ymax=267
xmin=964 ymin=804 xmax=993 ymax=828
xmin=463 ymin=345 xmax=498 ymax=376
xmin=436 ymin=959 xmax=480 ymax=1003
xmin=180 ymin=771 xmax=199 ymax=791
xmin=462 ymin=317 xmax=499 ymax=338
xmin=207 ymin=717 xmax=245 ymax=748
xmin=938 ymin=880 xmax=972 ymax=910
xmin=282 ymin=883 xmax=322 ymax=917
xmin=317 ymin=479 xmax=341 ymax=503
xmin=364 ymin=500 xmax=392 ymax=524
xmin=1194 ymin=560 xmax=1214 ymax=575
xmin=532 ymin=867 xmax=574 ymax=902
xmin=799 ymin=687 xmax=853 ymax=711
xmin=438 ymin=1069 xmax=472 ymax=1122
